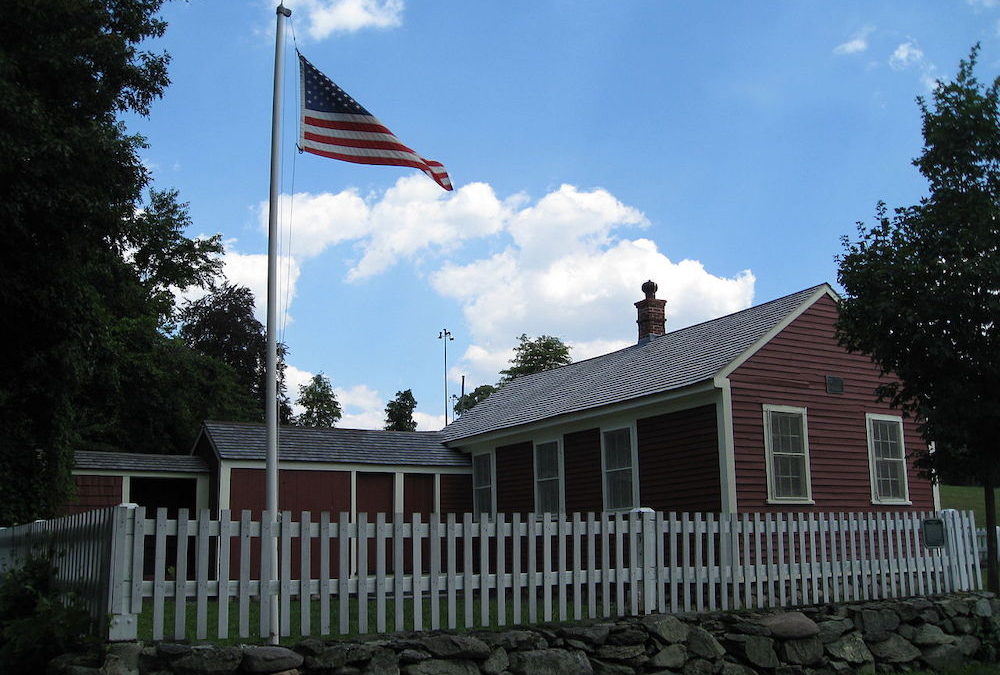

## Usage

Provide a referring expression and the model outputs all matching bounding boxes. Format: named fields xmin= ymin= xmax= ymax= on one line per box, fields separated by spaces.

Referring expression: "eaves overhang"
xmin=444 ymin=378 xmax=720 ymax=451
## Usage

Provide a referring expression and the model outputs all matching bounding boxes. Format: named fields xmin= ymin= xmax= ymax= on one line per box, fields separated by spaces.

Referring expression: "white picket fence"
xmin=0 ymin=507 xmax=982 ymax=642
xmin=976 ymin=526 xmax=1000 ymax=563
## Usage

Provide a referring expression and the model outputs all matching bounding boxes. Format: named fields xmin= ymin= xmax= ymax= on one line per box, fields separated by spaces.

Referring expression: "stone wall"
xmin=49 ymin=592 xmax=1000 ymax=675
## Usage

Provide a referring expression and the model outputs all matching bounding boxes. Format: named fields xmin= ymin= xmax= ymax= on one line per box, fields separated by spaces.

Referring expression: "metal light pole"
xmin=438 ymin=329 xmax=454 ymax=424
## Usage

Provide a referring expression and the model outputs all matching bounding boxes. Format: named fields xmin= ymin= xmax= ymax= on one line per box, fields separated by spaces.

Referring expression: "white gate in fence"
xmin=0 ymin=507 xmax=982 ymax=642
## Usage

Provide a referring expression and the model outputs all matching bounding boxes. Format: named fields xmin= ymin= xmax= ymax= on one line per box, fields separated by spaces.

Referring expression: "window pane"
xmin=473 ymin=454 xmax=491 ymax=488
xmin=876 ymin=458 xmax=905 ymax=499
xmin=537 ymin=478 xmax=560 ymax=513
xmin=536 ymin=442 xmax=559 ymax=479
xmin=772 ymin=453 xmax=806 ymax=499
xmin=474 ymin=487 xmax=492 ymax=516
xmin=872 ymin=420 xmax=902 ymax=459
xmin=771 ymin=412 xmax=804 ymax=455
xmin=603 ymin=429 xmax=632 ymax=470
xmin=606 ymin=468 xmax=634 ymax=510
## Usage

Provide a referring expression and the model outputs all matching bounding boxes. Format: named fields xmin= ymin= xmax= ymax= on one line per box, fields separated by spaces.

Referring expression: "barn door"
xmin=356 ymin=472 xmax=395 ymax=575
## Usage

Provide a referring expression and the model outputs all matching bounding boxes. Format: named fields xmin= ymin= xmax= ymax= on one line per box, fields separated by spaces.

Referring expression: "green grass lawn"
xmin=137 ymin=594 xmax=588 ymax=644
xmin=938 ymin=485 xmax=1000 ymax=529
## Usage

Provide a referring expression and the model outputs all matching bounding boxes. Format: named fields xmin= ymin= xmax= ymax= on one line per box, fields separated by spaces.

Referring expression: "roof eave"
xmin=444 ymin=378 xmax=719 ymax=450
xmin=715 ymin=283 xmax=836 ymax=383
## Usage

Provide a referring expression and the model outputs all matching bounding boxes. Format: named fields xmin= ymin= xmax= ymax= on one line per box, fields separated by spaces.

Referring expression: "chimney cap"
xmin=641 ymin=280 xmax=658 ymax=297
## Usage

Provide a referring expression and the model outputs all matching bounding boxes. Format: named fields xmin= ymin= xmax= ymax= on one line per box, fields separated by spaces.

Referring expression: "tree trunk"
xmin=984 ymin=469 xmax=998 ymax=593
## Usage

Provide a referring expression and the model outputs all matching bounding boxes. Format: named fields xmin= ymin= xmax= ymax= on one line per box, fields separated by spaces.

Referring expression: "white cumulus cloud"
xmin=833 ymin=26 xmax=874 ymax=55
xmin=262 ymin=176 xmax=515 ymax=281
xmin=289 ymin=0 xmax=404 ymax=40
xmin=259 ymin=177 xmax=755 ymax=422
xmin=887 ymin=41 xmax=939 ymax=91
xmin=889 ymin=41 xmax=924 ymax=70
xmin=220 ymin=248 xmax=301 ymax=325
xmin=429 ymin=189 xmax=756 ymax=387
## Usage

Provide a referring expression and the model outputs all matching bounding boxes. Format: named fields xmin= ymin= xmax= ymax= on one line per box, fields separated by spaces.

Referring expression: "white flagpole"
xmin=266 ymin=1 xmax=291 ymax=645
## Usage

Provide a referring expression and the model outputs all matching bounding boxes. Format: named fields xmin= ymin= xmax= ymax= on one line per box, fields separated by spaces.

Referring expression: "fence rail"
xmin=0 ymin=507 xmax=982 ymax=642
xmin=976 ymin=526 xmax=1000 ymax=563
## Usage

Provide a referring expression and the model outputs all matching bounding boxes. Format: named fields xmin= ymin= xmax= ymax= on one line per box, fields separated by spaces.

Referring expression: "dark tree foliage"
xmin=453 ymin=384 xmax=498 ymax=417
xmin=295 ymin=373 xmax=343 ymax=428
xmin=836 ymin=46 xmax=1000 ymax=591
xmin=385 ymin=389 xmax=418 ymax=431
xmin=498 ymin=334 xmax=572 ymax=383
xmin=76 ymin=190 xmax=234 ymax=455
xmin=0 ymin=0 xmax=171 ymax=525
xmin=179 ymin=283 xmax=293 ymax=424
xmin=130 ymin=189 xmax=223 ymax=329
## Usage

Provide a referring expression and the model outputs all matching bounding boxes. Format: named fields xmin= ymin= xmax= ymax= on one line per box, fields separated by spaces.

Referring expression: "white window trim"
xmin=763 ymin=404 xmax=815 ymax=505
xmin=533 ymin=439 xmax=564 ymax=514
xmin=600 ymin=424 xmax=640 ymax=513
xmin=472 ymin=451 xmax=496 ymax=518
xmin=866 ymin=413 xmax=911 ymax=505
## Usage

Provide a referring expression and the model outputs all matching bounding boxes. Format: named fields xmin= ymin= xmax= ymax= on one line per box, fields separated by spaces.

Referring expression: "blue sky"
xmin=130 ymin=1 xmax=1000 ymax=430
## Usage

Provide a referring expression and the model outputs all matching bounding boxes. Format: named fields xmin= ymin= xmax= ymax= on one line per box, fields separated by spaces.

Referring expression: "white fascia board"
xmin=448 ymin=380 xmax=719 ymax=452
xmin=72 ymin=469 xmax=209 ymax=479
xmin=218 ymin=459 xmax=470 ymax=474
xmin=715 ymin=284 xmax=838 ymax=382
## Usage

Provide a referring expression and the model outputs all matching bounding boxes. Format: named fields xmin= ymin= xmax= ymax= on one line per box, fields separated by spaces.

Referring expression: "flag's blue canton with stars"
xmin=298 ymin=53 xmax=452 ymax=191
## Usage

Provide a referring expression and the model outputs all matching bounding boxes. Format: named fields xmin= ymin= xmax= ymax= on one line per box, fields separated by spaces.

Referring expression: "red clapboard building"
xmin=440 ymin=282 xmax=937 ymax=517
xmin=70 ymin=424 xmax=472 ymax=519
xmin=69 ymin=282 xmax=934 ymax=522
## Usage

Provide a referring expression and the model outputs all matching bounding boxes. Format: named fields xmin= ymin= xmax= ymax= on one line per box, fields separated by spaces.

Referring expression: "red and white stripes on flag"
xmin=298 ymin=52 xmax=452 ymax=191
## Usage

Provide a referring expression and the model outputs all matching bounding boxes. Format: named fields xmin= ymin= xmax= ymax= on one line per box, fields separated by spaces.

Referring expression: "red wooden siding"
xmin=403 ymin=473 xmax=435 ymax=516
xmin=728 ymin=294 xmax=933 ymax=512
xmin=356 ymin=472 xmax=394 ymax=515
xmin=228 ymin=468 xmax=352 ymax=517
xmin=563 ymin=428 xmax=603 ymax=513
xmin=637 ymin=404 xmax=721 ymax=512
xmin=66 ymin=475 xmax=123 ymax=515
xmin=356 ymin=472 xmax=393 ymax=574
xmin=495 ymin=441 xmax=533 ymax=514
xmin=438 ymin=474 xmax=472 ymax=514
xmin=228 ymin=468 xmax=354 ymax=580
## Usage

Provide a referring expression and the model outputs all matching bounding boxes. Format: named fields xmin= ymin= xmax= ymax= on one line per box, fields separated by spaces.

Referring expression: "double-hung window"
xmin=763 ymin=405 xmax=812 ymax=503
xmin=602 ymin=427 xmax=636 ymax=511
xmin=472 ymin=453 xmax=494 ymax=518
xmin=534 ymin=441 xmax=563 ymax=513
xmin=867 ymin=414 xmax=909 ymax=503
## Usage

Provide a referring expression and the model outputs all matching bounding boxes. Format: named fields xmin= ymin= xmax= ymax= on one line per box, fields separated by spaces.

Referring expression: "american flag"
xmin=298 ymin=53 xmax=452 ymax=191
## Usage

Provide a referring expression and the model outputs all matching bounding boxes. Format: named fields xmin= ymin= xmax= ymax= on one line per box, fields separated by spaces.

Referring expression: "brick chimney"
xmin=634 ymin=280 xmax=666 ymax=343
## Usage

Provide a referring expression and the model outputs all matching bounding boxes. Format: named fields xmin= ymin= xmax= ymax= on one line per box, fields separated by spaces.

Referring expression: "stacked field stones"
xmin=47 ymin=591 xmax=1000 ymax=675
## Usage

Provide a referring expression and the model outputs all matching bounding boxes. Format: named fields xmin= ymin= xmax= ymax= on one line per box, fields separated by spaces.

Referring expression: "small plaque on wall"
xmin=825 ymin=375 xmax=844 ymax=394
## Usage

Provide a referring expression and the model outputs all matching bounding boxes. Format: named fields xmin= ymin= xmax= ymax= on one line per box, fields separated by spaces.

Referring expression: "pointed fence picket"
xmin=0 ymin=506 xmax=982 ymax=642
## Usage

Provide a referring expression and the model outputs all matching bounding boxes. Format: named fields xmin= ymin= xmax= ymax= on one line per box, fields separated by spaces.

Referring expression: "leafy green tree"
xmin=385 ymin=389 xmax=418 ymax=431
xmin=0 ymin=0 xmax=170 ymax=525
xmin=129 ymin=189 xmax=223 ymax=329
xmin=453 ymin=384 xmax=499 ymax=417
xmin=836 ymin=46 xmax=1000 ymax=592
xmin=76 ymin=190 xmax=233 ymax=455
xmin=179 ymin=283 xmax=293 ymax=424
xmin=295 ymin=373 xmax=343 ymax=428
xmin=499 ymin=334 xmax=572 ymax=382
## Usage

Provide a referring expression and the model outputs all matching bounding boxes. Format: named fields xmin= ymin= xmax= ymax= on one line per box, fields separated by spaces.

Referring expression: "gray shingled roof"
xmin=74 ymin=450 xmax=210 ymax=473
xmin=442 ymin=284 xmax=830 ymax=443
xmin=201 ymin=422 xmax=470 ymax=467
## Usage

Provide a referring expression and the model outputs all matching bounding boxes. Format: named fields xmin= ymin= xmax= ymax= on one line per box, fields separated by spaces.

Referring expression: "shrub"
xmin=0 ymin=553 xmax=91 ymax=672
